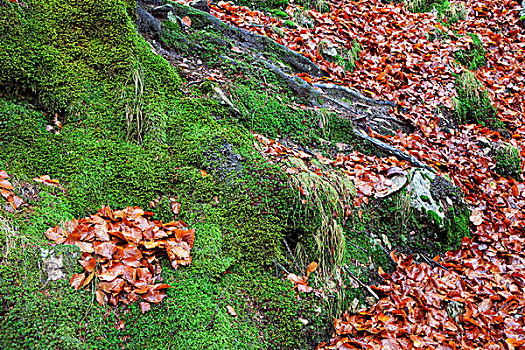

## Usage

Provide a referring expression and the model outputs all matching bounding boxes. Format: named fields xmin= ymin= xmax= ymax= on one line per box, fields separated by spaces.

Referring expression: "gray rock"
xmin=189 ymin=0 xmax=210 ymax=13
xmin=409 ymin=169 xmax=444 ymax=222
xmin=379 ymin=168 xmax=464 ymax=229
xmin=320 ymin=45 xmax=338 ymax=62
xmin=375 ymin=174 xmax=407 ymax=198
xmin=137 ymin=5 xmax=162 ymax=40
xmin=40 ymin=245 xmax=81 ymax=282
xmin=212 ymin=87 xmax=240 ymax=115
xmin=151 ymin=4 xmax=174 ymax=18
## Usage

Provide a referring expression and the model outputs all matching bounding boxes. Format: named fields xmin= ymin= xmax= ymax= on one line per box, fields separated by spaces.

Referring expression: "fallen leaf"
xmin=182 ymin=16 xmax=192 ymax=27
xmin=306 ymin=261 xmax=318 ymax=277
xmin=140 ymin=301 xmax=151 ymax=313
xmin=226 ymin=305 xmax=238 ymax=317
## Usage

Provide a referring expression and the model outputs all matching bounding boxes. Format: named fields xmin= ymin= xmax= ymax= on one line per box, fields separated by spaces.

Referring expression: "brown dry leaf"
xmin=470 ymin=209 xmax=484 ymax=226
xmin=82 ymin=270 xmax=96 ymax=288
xmin=182 ymin=16 xmax=192 ymax=27
xmin=96 ymin=290 xmax=106 ymax=306
xmin=80 ymin=255 xmax=97 ymax=272
xmin=140 ymin=301 xmax=151 ymax=313
xmin=93 ymin=241 xmax=117 ymax=260
xmin=171 ymin=202 xmax=180 ymax=215
xmin=226 ymin=305 xmax=238 ymax=317
xmin=11 ymin=195 xmax=23 ymax=209
xmin=33 ymin=175 xmax=62 ymax=188
xmin=45 ymin=226 xmax=66 ymax=244
xmin=0 ymin=180 xmax=14 ymax=190
xmin=70 ymin=273 xmax=86 ymax=291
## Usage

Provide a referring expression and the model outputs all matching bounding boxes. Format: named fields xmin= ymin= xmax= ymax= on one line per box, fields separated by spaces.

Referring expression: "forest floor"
xmin=1 ymin=0 xmax=525 ymax=349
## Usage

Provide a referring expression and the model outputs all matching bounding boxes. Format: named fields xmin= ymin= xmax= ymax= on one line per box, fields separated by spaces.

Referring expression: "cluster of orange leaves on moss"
xmin=45 ymin=205 xmax=195 ymax=313
xmin=287 ymin=261 xmax=319 ymax=294
xmin=0 ymin=170 xmax=24 ymax=212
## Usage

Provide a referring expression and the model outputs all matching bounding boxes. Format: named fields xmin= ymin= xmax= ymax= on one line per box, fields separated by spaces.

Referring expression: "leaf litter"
xmin=0 ymin=170 xmax=24 ymax=212
xmin=45 ymin=205 xmax=194 ymax=311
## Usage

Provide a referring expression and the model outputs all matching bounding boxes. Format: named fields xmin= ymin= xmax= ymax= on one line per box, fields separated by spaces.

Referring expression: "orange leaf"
xmin=306 ymin=261 xmax=318 ymax=277
xmin=182 ymin=16 xmax=192 ymax=27
xmin=70 ymin=273 xmax=86 ymax=291
xmin=0 ymin=180 xmax=14 ymax=190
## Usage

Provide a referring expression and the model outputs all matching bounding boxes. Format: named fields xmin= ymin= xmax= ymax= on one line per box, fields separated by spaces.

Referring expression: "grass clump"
xmin=492 ymin=143 xmax=522 ymax=180
xmin=403 ymin=0 xmax=466 ymax=25
xmin=234 ymin=0 xmax=288 ymax=11
xmin=453 ymin=71 xmax=504 ymax=130
xmin=335 ymin=39 xmax=362 ymax=74
xmin=454 ymin=33 xmax=486 ymax=71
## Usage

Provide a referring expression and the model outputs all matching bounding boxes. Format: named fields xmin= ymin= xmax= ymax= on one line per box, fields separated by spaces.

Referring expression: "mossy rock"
xmin=409 ymin=169 xmax=469 ymax=251
xmin=354 ymin=168 xmax=469 ymax=268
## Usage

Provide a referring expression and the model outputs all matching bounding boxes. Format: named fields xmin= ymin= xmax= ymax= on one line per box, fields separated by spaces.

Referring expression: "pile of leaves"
xmin=0 ymin=170 xmax=23 ymax=212
xmin=45 ymin=205 xmax=195 ymax=312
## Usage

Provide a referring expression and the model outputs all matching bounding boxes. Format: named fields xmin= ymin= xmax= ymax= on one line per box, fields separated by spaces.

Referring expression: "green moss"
xmin=268 ymin=9 xmax=289 ymax=19
xmin=233 ymin=0 xmax=289 ymax=11
xmin=454 ymin=33 xmax=486 ymax=71
xmin=0 ymin=1 xmax=324 ymax=349
xmin=233 ymin=84 xmax=316 ymax=144
xmin=453 ymin=72 xmax=504 ymax=130
xmin=0 ymin=0 xmax=139 ymax=114
xmin=403 ymin=0 xmax=444 ymax=13
xmin=443 ymin=206 xmax=469 ymax=250
xmin=283 ymin=20 xmax=297 ymax=28
xmin=493 ymin=144 xmax=522 ymax=180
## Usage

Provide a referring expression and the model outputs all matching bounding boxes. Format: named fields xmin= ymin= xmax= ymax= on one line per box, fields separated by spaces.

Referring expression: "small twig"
xmin=343 ymin=265 xmax=379 ymax=301
xmin=421 ymin=254 xmax=450 ymax=272
xmin=205 ymin=280 xmax=233 ymax=330
xmin=186 ymin=80 xmax=202 ymax=86
xmin=353 ymin=128 xmax=435 ymax=172
xmin=274 ymin=260 xmax=291 ymax=275
xmin=282 ymin=239 xmax=303 ymax=272
xmin=352 ymin=243 xmax=369 ymax=254
xmin=374 ymin=239 xmax=397 ymax=266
